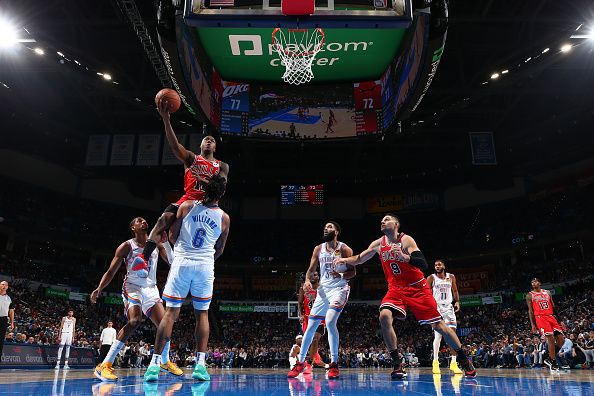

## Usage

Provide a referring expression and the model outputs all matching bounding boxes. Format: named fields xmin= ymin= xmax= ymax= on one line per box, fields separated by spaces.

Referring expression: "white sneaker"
xmin=55 ymin=364 xmax=60 ymax=369
xmin=64 ymin=364 xmax=70 ymax=370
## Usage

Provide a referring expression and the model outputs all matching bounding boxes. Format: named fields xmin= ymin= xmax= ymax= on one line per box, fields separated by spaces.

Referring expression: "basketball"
xmin=155 ymin=88 xmax=181 ymax=113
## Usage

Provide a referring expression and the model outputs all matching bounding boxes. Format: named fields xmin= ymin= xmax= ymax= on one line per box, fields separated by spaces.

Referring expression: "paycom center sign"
xmin=196 ymin=28 xmax=406 ymax=83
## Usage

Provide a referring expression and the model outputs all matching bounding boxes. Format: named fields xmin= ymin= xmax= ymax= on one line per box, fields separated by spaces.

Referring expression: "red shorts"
xmin=535 ymin=315 xmax=563 ymax=337
xmin=380 ymin=279 xmax=442 ymax=325
xmin=302 ymin=316 xmax=325 ymax=334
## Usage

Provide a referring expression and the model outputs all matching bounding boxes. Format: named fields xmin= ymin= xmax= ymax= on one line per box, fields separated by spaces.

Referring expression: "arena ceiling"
xmin=0 ymin=0 xmax=593 ymax=187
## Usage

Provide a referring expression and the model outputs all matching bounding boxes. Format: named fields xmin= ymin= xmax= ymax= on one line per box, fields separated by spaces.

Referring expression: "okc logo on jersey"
xmin=131 ymin=256 xmax=149 ymax=278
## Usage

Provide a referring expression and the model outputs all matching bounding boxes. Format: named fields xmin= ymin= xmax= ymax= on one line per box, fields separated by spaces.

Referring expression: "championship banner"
xmin=136 ymin=134 xmax=161 ymax=166
xmin=366 ymin=192 xmax=440 ymax=214
xmin=85 ymin=135 xmax=110 ymax=166
xmin=0 ymin=344 xmax=95 ymax=368
xmin=161 ymin=134 xmax=187 ymax=165
xmin=469 ymin=132 xmax=497 ymax=165
xmin=109 ymin=134 xmax=135 ymax=166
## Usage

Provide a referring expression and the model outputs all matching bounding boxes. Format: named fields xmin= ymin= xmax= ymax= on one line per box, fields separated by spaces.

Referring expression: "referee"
xmin=0 ymin=281 xmax=15 ymax=362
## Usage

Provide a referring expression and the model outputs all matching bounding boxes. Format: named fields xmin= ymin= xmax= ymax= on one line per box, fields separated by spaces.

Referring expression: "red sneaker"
xmin=327 ymin=362 xmax=339 ymax=379
xmin=288 ymin=362 xmax=305 ymax=378
xmin=390 ymin=363 xmax=407 ymax=380
xmin=303 ymin=362 xmax=313 ymax=375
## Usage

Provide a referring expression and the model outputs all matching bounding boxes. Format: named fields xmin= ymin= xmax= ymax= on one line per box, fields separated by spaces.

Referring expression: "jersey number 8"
xmin=192 ymin=228 xmax=206 ymax=249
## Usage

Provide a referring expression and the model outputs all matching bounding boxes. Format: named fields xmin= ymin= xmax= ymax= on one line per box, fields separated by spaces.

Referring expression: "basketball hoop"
xmin=271 ymin=28 xmax=325 ymax=85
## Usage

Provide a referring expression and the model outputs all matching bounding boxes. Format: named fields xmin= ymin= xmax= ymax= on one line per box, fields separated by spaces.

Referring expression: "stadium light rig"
xmin=0 ymin=18 xmax=36 ymax=49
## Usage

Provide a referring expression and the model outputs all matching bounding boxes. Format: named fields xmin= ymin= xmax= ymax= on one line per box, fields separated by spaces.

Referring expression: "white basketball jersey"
xmin=174 ymin=202 xmax=223 ymax=266
xmin=125 ymin=238 xmax=158 ymax=287
xmin=62 ymin=317 xmax=75 ymax=334
xmin=318 ymin=242 xmax=347 ymax=289
xmin=432 ymin=273 xmax=454 ymax=305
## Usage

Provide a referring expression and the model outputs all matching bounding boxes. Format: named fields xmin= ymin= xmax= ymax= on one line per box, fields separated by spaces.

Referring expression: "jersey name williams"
xmin=192 ymin=214 xmax=218 ymax=230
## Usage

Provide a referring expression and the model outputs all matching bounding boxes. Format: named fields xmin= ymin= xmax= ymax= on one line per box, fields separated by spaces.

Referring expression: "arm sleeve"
xmin=409 ymin=251 xmax=428 ymax=271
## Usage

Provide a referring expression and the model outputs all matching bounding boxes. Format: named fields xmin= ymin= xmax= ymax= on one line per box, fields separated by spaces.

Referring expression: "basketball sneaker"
xmin=303 ymin=362 xmax=313 ymax=374
xmin=449 ymin=360 xmax=463 ymax=374
xmin=160 ymin=361 xmax=184 ymax=376
xmin=144 ymin=365 xmax=161 ymax=382
xmin=459 ymin=358 xmax=477 ymax=378
xmin=288 ymin=362 xmax=305 ymax=378
xmin=327 ymin=362 xmax=339 ymax=379
xmin=54 ymin=364 xmax=60 ymax=370
xmin=64 ymin=364 xmax=70 ymax=370
xmin=192 ymin=364 xmax=211 ymax=381
xmin=94 ymin=362 xmax=118 ymax=381
xmin=390 ymin=363 xmax=407 ymax=380
xmin=432 ymin=360 xmax=441 ymax=374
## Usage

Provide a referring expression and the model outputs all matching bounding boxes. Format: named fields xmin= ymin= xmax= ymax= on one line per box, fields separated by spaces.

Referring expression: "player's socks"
xmin=149 ymin=354 xmax=162 ymax=367
xmin=103 ymin=340 xmax=124 ymax=365
xmin=197 ymin=352 xmax=206 ymax=366
xmin=161 ymin=341 xmax=170 ymax=365
xmin=389 ymin=349 xmax=400 ymax=365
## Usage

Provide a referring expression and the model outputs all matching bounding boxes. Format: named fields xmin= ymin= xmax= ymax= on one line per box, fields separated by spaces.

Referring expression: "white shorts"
xmin=122 ymin=282 xmax=161 ymax=318
xmin=59 ymin=332 xmax=73 ymax=346
xmin=309 ymin=285 xmax=350 ymax=320
xmin=289 ymin=356 xmax=297 ymax=369
xmin=437 ymin=304 xmax=457 ymax=328
xmin=162 ymin=263 xmax=214 ymax=310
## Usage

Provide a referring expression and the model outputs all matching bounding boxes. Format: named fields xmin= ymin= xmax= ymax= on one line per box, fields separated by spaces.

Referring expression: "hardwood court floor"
xmin=0 ymin=367 xmax=592 ymax=395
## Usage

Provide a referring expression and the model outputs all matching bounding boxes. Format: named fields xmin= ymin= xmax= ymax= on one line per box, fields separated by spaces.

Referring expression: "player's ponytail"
xmin=203 ymin=174 xmax=227 ymax=204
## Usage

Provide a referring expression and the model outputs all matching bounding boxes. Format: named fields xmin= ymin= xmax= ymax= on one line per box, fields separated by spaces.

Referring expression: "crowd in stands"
xmin=2 ymin=269 xmax=592 ymax=370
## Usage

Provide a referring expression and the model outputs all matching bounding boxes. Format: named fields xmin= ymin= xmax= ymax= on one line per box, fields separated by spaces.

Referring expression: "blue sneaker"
xmin=192 ymin=365 xmax=210 ymax=381
xmin=144 ymin=365 xmax=161 ymax=382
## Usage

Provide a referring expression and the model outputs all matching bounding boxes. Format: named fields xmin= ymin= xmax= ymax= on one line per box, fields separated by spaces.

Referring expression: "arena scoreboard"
xmin=281 ymin=185 xmax=324 ymax=205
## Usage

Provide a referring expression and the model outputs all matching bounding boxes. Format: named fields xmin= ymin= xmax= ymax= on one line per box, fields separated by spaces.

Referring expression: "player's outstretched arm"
xmin=336 ymin=238 xmax=381 ymax=266
xmin=158 ymin=99 xmax=195 ymax=167
xmin=90 ymin=242 xmax=130 ymax=303
xmin=214 ymin=212 xmax=231 ymax=260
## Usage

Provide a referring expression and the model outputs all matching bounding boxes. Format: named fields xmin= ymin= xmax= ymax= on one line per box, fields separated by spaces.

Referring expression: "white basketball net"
xmin=271 ymin=28 xmax=325 ymax=85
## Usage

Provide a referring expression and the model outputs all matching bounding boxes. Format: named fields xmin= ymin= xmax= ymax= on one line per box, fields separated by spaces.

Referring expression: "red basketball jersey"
xmin=303 ymin=288 xmax=317 ymax=317
xmin=353 ymin=80 xmax=382 ymax=111
xmin=530 ymin=290 xmax=554 ymax=316
xmin=177 ymin=155 xmax=221 ymax=205
xmin=379 ymin=234 xmax=425 ymax=288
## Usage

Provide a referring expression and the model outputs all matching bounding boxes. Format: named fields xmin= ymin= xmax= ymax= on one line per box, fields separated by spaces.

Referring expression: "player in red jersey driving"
xmin=334 ymin=213 xmax=476 ymax=379
xmin=526 ymin=278 xmax=565 ymax=372
xmin=138 ymin=99 xmax=229 ymax=265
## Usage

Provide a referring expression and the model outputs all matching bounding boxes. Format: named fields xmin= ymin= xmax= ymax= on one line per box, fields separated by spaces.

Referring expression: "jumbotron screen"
xmin=281 ymin=185 xmax=324 ymax=205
